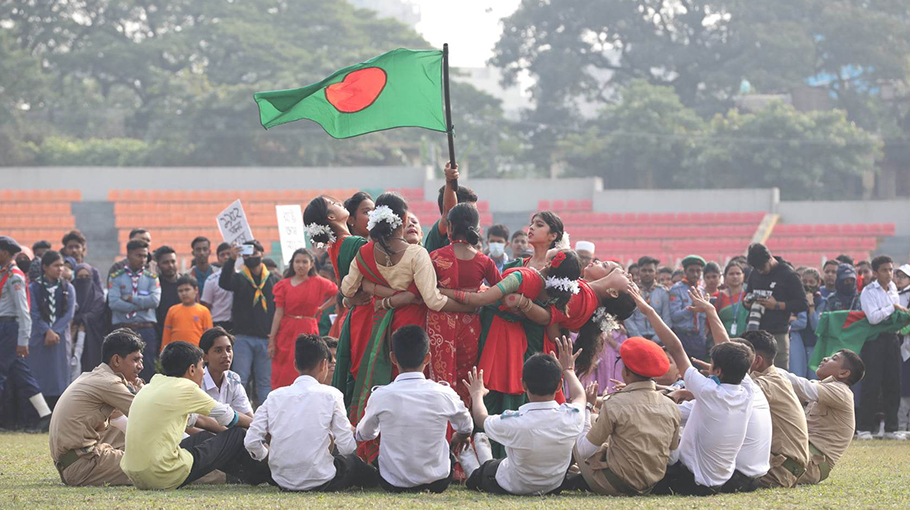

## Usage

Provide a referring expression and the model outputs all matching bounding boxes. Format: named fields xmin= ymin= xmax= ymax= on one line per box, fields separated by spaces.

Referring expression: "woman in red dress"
xmin=268 ymin=248 xmax=338 ymax=389
xmin=427 ymin=203 xmax=502 ymax=405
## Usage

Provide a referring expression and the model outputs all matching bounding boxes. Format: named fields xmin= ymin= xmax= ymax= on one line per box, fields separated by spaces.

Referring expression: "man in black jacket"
xmin=218 ymin=240 xmax=277 ymax=406
xmin=744 ymin=243 xmax=809 ymax=371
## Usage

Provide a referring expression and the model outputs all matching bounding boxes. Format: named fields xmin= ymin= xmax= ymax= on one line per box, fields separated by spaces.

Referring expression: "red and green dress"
xmin=715 ymin=290 xmax=748 ymax=337
xmin=427 ymin=244 xmax=502 ymax=405
xmin=340 ymin=242 xmax=448 ymax=460
xmin=329 ymin=234 xmax=372 ymax=402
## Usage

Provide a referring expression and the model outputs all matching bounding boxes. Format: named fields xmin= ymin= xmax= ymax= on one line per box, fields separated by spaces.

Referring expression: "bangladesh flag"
xmin=254 ymin=48 xmax=447 ymax=138
xmin=809 ymin=310 xmax=910 ymax=370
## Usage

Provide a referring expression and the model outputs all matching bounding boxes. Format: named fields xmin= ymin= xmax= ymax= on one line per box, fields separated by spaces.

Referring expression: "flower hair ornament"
xmin=545 ymin=276 xmax=581 ymax=295
xmin=592 ymin=306 xmax=620 ymax=333
xmin=550 ymin=251 xmax=567 ymax=269
xmin=553 ymin=230 xmax=571 ymax=251
xmin=304 ymin=223 xmax=336 ymax=249
xmin=367 ymin=205 xmax=403 ymax=232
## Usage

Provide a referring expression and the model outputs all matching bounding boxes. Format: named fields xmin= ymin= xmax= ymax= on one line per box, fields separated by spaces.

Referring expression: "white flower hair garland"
xmin=545 ymin=276 xmax=580 ymax=295
xmin=592 ymin=306 xmax=620 ymax=333
xmin=367 ymin=205 xmax=403 ymax=232
xmin=304 ymin=223 xmax=336 ymax=248
xmin=554 ymin=230 xmax=571 ymax=251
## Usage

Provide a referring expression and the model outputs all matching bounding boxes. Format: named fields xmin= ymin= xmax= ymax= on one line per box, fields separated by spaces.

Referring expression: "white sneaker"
xmin=473 ymin=432 xmax=494 ymax=464
xmin=457 ymin=444 xmax=481 ymax=477
xmin=883 ymin=431 xmax=908 ymax=441
xmin=855 ymin=431 xmax=874 ymax=440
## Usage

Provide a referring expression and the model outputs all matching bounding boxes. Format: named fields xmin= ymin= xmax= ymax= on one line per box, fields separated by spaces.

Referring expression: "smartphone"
xmin=240 ymin=244 xmax=254 ymax=256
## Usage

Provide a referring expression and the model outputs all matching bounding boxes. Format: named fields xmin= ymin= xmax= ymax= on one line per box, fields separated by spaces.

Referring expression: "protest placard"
xmin=216 ymin=199 xmax=254 ymax=246
xmin=276 ymin=204 xmax=307 ymax=266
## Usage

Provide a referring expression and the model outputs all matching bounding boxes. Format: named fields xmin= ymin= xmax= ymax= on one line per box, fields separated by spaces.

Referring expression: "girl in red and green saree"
xmin=505 ymin=210 xmax=569 ymax=271
xmin=427 ymin=203 xmax=502 ymax=405
xmin=305 ymin=193 xmax=390 ymax=403
xmin=715 ymin=260 xmax=748 ymax=337
xmin=442 ymin=249 xmax=582 ymax=430
xmin=340 ymin=192 xmax=473 ymax=460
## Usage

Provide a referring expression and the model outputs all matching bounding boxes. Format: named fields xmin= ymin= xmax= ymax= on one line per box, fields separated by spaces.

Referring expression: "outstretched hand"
xmin=444 ymin=162 xmax=459 ymax=182
xmin=626 ymin=281 xmax=652 ymax=313
xmin=687 ymin=287 xmax=714 ymax=314
xmin=550 ymin=335 xmax=580 ymax=373
xmin=463 ymin=367 xmax=488 ymax=400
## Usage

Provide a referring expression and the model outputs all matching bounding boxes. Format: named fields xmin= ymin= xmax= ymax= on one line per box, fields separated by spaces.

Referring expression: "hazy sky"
xmin=411 ymin=0 xmax=521 ymax=68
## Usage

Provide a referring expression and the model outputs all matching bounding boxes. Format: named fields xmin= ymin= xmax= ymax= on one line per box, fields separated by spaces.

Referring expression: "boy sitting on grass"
xmin=121 ymin=341 xmax=270 ymax=490
xmin=786 ymin=349 xmax=865 ymax=485
xmin=628 ymin=282 xmax=756 ymax=496
xmin=245 ymin=335 xmax=376 ymax=491
xmin=160 ymin=275 xmax=213 ymax=350
xmin=356 ymin=326 xmax=473 ymax=493
xmin=462 ymin=336 xmax=586 ymax=496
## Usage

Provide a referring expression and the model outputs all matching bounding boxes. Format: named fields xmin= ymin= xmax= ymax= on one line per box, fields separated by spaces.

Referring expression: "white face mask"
xmin=488 ymin=242 xmax=506 ymax=258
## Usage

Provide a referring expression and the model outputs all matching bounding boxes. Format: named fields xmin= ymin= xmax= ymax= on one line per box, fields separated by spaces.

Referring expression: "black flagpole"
xmin=443 ymin=43 xmax=457 ymax=190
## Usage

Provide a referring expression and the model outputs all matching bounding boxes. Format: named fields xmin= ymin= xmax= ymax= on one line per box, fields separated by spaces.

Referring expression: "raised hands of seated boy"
xmin=686 ymin=287 xmax=714 ymax=314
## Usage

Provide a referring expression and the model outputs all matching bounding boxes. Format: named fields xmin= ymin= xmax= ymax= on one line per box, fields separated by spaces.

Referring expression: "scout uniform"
xmin=49 ymin=363 xmax=136 ymax=486
xmin=0 ymin=237 xmax=48 ymax=424
xmin=576 ymin=337 xmax=681 ymax=496
xmin=784 ymin=373 xmax=855 ymax=484
xmin=108 ymin=266 xmax=160 ymax=382
xmin=753 ymin=365 xmax=810 ymax=488
xmin=669 ymin=255 xmax=708 ymax=360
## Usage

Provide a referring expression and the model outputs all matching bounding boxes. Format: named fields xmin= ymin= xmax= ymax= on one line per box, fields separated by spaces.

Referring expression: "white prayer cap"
xmin=897 ymin=264 xmax=910 ymax=278
xmin=575 ymin=241 xmax=595 ymax=253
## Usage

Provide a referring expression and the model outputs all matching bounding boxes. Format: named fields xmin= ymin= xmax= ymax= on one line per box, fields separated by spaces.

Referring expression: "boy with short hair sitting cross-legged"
xmin=461 ymin=335 xmax=586 ymax=496
xmin=120 ymin=341 xmax=271 ymax=490
xmin=245 ymin=334 xmax=377 ymax=491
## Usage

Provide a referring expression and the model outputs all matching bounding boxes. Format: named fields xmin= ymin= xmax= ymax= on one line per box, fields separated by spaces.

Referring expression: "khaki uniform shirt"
xmin=49 ymin=363 xmax=135 ymax=461
xmin=584 ymin=381 xmax=681 ymax=492
xmin=753 ymin=366 xmax=810 ymax=488
xmin=790 ymin=375 xmax=854 ymax=484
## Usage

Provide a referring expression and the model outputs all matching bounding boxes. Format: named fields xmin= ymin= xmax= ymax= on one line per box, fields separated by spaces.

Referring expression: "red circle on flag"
xmin=324 ymin=67 xmax=387 ymax=113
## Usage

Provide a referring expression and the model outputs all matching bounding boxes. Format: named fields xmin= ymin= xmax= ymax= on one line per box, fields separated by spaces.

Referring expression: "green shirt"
xmin=121 ymin=375 xmax=217 ymax=490
xmin=423 ymin=219 xmax=449 ymax=254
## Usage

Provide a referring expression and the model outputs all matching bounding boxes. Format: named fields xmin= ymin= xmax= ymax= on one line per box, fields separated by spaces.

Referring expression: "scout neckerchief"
xmin=124 ymin=266 xmax=143 ymax=319
xmin=42 ymin=276 xmax=60 ymax=323
xmin=240 ymin=264 xmax=270 ymax=312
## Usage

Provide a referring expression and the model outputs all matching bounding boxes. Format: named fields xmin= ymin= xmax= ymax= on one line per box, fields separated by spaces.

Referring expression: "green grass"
xmin=1 ymin=433 xmax=909 ymax=509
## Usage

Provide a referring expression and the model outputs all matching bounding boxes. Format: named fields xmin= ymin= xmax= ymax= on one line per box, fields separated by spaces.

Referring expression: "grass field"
xmin=1 ymin=433 xmax=909 ymax=509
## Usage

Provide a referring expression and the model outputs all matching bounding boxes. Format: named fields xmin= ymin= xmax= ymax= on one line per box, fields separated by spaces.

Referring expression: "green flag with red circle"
xmin=254 ymin=48 xmax=447 ymax=138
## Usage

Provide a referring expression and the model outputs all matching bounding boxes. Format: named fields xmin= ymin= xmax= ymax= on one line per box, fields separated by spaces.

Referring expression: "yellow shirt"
xmin=121 ymin=375 xmax=217 ymax=489
xmin=161 ymin=303 xmax=213 ymax=350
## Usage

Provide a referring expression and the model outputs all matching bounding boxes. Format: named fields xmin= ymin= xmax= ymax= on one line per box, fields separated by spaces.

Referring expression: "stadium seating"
xmin=2 ymin=190 xmax=81 ymax=249
xmin=765 ymin=222 xmax=897 ymax=267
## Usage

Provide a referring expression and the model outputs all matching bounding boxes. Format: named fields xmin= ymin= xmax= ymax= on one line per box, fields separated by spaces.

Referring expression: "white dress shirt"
xmin=355 ymin=372 xmax=472 ymax=488
xmin=244 ymin=375 xmax=355 ymax=491
xmin=483 ymin=400 xmax=585 ymax=495
xmin=860 ymin=280 xmax=900 ymax=325
xmin=677 ymin=366 xmax=754 ymax=488
xmin=202 ymin=367 xmax=252 ymax=415
xmin=733 ymin=375 xmax=772 ymax=478
xmin=201 ymin=269 xmax=233 ymax=322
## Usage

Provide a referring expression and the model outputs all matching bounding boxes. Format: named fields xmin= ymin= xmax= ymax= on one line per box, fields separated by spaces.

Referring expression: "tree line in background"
xmin=1 ymin=0 xmax=908 ymax=198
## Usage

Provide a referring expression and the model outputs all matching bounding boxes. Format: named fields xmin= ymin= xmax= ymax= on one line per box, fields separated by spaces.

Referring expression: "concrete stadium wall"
xmin=592 ymin=188 xmax=781 ymax=213
xmin=4 ymin=166 xmax=428 ymax=200
xmin=779 ymin=199 xmax=910 ymax=235
xmin=424 ymin=177 xmax=603 ymax=212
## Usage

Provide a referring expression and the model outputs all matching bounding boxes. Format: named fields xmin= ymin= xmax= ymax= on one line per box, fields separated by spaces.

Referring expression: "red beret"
xmin=620 ymin=337 xmax=670 ymax=378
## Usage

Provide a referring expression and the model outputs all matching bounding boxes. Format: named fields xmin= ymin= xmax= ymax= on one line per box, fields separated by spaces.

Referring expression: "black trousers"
xmin=719 ymin=469 xmax=759 ymax=493
xmin=652 ymin=462 xmax=719 ymax=496
xmin=297 ymin=453 xmax=378 ymax=492
xmin=178 ymin=428 xmax=272 ymax=487
xmin=466 ymin=459 xmax=509 ymax=494
xmin=377 ymin=453 xmax=455 ymax=493
xmin=858 ymin=333 xmax=902 ymax=433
